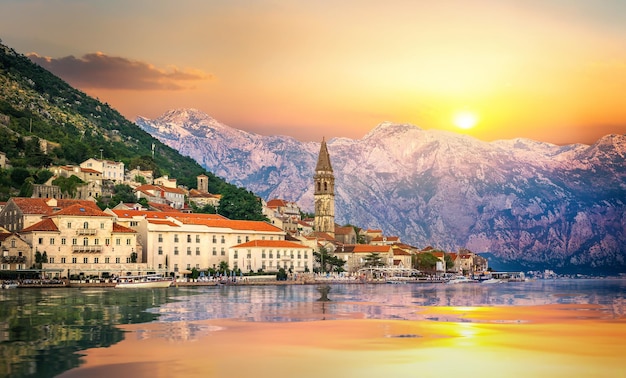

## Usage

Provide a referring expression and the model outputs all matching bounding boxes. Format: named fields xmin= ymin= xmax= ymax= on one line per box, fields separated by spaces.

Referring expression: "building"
xmin=229 ymin=239 xmax=313 ymax=273
xmin=107 ymin=210 xmax=286 ymax=276
xmin=264 ymin=198 xmax=301 ymax=234
xmin=0 ymin=233 xmax=30 ymax=270
xmin=19 ymin=204 xmax=142 ymax=278
xmin=314 ymin=138 xmax=335 ymax=238
xmin=333 ymin=244 xmax=394 ymax=273
xmin=126 ymin=167 xmax=154 ymax=185
xmin=0 ymin=198 xmax=55 ymax=232
xmin=134 ymin=184 xmax=186 ymax=209
xmin=81 ymin=158 xmax=125 ymax=182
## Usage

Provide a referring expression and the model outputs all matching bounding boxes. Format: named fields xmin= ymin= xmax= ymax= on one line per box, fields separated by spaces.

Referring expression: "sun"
xmin=453 ymin=111 xmax=478 ymax=130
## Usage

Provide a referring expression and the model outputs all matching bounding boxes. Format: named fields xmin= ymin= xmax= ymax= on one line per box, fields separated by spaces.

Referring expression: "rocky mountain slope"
xmin=137 ymin=109 xmax=626 ymax=272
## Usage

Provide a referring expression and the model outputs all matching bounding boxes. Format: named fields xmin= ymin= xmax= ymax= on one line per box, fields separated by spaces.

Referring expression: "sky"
xmin=1 ymin=0 xmax=625 ymax=145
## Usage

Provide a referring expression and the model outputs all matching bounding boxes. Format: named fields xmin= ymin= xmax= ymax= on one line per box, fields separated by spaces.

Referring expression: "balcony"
xmin=76 ymin=229 xmax=97 ymax=235
xmin=72 ymin=245 xmax=103 ymax=253
xmin=1 ymin=256 xmax=26 ymax=264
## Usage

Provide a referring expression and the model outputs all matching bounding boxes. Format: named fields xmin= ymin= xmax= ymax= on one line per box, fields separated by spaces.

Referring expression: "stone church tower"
xmin=314 ymin=138 xmax=335 ymax=237
xmin=197 ymin=174 xmax=209 ymax=193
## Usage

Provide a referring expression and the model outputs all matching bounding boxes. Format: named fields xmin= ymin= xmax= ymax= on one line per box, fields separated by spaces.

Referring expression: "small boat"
xmin=446 ymin=276 xmax=476 ymax=284
xmin=481 ymin=278 xmax=503 ymax=284
xmin=115 ymin=274 xmax=172 ymax=288
xmin=1 ymin=282 xmax=19 ymax=289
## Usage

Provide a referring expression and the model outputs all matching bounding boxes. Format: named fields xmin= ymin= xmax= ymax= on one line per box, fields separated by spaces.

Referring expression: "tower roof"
xmin=315 ymin=138 xmax=333 ymax=172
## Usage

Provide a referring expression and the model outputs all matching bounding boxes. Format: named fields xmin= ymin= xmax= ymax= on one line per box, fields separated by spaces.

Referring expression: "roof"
xmin=56 ymin=200 xmax=100 ymax=209
xmin=148 ymin=202 xmax=180 ymax=212
xmin=147 ymin=219 xmax=180 ymax=227
xmin=21 ymin=218 xmax=59 ymax=233
xmin=315 ymin=138 xmax=333 ymax=172
xmin=350 ymin=245 xmax=392 ymax=254
xmin=334 ymin=226 xmax=354 ymax=235
xmin=112 ymin=223 xmax=136 ymax=233
xmin=232 ymin=240 xmax=309 ymax=249
xmin=9 ymin=198 xmax=53 ymax=215
xmin=52 ymin=204 xmax=111 ymax=217
xmin=266 ymin=199 xmax=288 ymax=208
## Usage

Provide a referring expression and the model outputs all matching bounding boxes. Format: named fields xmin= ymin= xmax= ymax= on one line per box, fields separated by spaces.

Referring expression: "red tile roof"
xmin=21 ymin=218 xmax=59 ymax=233
xmin=112 ymin=223 xmax=136 ymax=233
xmin=10 ymin=198 xmax=53 ymax=215
xmin=56 ymin=199 xmax=100 ymax=209
xmin=52 ymin=204 xmax=111 ymax=217
xmin=351 ymin=245 xmax=392 ymax=254
xmin=147 ymin=219 xmax=180 ymax=227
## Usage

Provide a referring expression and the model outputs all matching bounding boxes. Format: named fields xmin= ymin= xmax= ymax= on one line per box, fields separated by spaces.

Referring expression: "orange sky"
xmin=2 ymin=0 xmax=625 ymax=144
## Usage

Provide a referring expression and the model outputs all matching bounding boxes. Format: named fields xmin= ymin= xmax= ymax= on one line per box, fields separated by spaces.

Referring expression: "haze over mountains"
xmin=137 ymin=109 xmax=626 ymax=272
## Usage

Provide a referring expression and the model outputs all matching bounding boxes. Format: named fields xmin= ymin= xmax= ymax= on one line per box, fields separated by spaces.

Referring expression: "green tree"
xmin=52 ymin=175 xmax=85 ymax=197
xmin=10 ymin=167 xmax=31 ymax=187
xmin=314 ymin=246 xmax=345 ymax=273
xmin=363 ymin=253 xmax=385 ymax=267
xmin=444 ymin=253 xmax=455 ymax=270
xmin=218 ymin=260 xmax=229 ymax=274
xmin=130 ymin=252 xmax=137 ymax=263
xmin=413 ymin=252 xmax=439 ymax=272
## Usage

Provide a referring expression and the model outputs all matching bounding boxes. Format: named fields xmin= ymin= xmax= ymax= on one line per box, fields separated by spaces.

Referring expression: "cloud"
xmin=27 ymin=52 xmax=212 ymax=90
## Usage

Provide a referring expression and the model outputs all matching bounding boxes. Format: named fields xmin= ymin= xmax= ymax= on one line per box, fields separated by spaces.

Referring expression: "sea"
xmin=1 ymin=278 xmax=625 ymax=378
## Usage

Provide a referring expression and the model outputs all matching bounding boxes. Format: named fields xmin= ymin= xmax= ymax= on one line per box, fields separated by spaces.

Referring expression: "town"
xmin=0 ymin=139 xmax=490 ymax=287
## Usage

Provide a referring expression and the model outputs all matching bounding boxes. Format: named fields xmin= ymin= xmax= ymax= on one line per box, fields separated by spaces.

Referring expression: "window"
xmin=221 ymin=236 xmax=225 ymax=244
xmin=105 ymin=257 xmax=110 ymax=263
xmin=158 ymin=246 xmax=163 ymax=255
xmin=116 ymin=238 xmax=121 ymax=245
xmin=61 ymin=257 xmax=66 ymax=264
xmin=49 ymin=238 xmax=55 ymax=245
xmin=100 ymin=222 xmax=105 ymax=229
xmin=83 ymin=238 xmax=88 ymax=246
xmin=115 ymin=257 xmax=120 ymax=263
xmin=269 ymin=250 xmax=273 ymax=259
xmin=105 ymin=238 xmax=110 ymax=245
xmin=234 ymin=251 xmax=238 ymax=259
xmin=94 ymin=257 xmax=99 ymax=264
xmin=11 ymin=240 xmax=16 ymax=248
xmin=196 ymin=247 xmax=200 ymax=256
xmin=187 ymin=235 xmax=192 ymax=243
xmin=72 ymin=257 xmax=77 ymax=264
xmin=196 ymin=235 xmax=200 ymax=243
xmin=212 ymin=235 xmax=217 ymax=243
xmin=72 ymin=238 xmax=77 ymax=245
xmin=61 ymin=238 xmax=66 ymax=245
xmin=174 ymin=234 xmax=179 ymax=243
xmin=83 ymin=222 xmax=89 ymax=229
xmin=83 ymin=257 xmax=88 ymax=263
xmin=67 ymin=222 xmax=72 ymax=229
xmin=158 ymin=264 xmax=163 ymax=269
xmin=220 ymin=248 xmax=225 ymax=256
xmin=130 ymin=221 xmax=138 ymax=227
xmin=187 ymin=247 xmax=191 ymax=255
xmin=94 ymin=239 xmax=99 ymax=245
xmin=174 ymin=264 xmax=179 ymax=272
xmin=158 ymin=234 xmax=163 ymax=243
xmin=237 ymin=236 xmax=241 ymax=244
xmin=262 ymin=250 xmax=266 ymax=258
xmin=245 ymin=236 xmax=249 ymax=242
xmin=174 ymin=247 xmax=179 ymax=255
xmin=38 ymin=238 xmax=43 ymax=245
xmin=49 ymin=257 xmax=54 ymax=263
xmin=126 ymin=239 xmax=131 ymax=245
xmin=212 ymin=247 xmax=217 ymax=256
xmin=247 ymin=250 xmax=251 ymax=259
xmin=126 ymin=257 xmax=131 ymax=263
xmin=277 ymin=252 xmax=280 ymax=259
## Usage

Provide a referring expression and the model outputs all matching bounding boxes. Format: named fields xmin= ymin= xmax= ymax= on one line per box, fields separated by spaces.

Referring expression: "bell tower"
xmin=314 ymin=137 xmax=335 ymax=237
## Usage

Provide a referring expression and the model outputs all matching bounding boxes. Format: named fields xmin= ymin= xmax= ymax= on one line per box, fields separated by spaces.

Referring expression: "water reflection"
xmin=152 ymin=279 xmax=626 ymax=323
xmin=1 ymin=279 xmax=624 ymax=378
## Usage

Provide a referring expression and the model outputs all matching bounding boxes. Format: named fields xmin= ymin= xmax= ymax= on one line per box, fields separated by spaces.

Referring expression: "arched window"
xmin=317 ymin=182 xmax=321 ymax=191
xmin=324 ymin=182 xmax=328 ymax=191
xmin=83 ymin=237 xmax=89 ymax=246
xmin=83 ymin=222 xmax=89 ymax=229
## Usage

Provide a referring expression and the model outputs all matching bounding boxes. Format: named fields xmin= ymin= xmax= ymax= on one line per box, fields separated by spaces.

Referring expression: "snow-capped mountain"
xmin=136 ymin=108 xmax=626 ymax=272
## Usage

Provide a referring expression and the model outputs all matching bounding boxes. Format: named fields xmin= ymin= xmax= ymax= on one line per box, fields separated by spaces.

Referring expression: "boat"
xmin=446 ymin=276 xmax=476 ymax=284
xmin=481 ymin=278 xmax=503 ymax=284
xmin=1 ymin=282 xmax=19 ymax=289
xmin=114 ymin=274 xmax=172 ymax=288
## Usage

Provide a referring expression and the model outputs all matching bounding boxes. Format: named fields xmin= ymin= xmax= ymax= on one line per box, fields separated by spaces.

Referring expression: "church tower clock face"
xmin=314 ymin=138 xmax=335 ymax=238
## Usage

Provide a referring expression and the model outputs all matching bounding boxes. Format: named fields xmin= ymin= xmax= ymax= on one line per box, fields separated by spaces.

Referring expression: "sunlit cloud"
xmin=27 ymin=52 xmax=212 ymax=91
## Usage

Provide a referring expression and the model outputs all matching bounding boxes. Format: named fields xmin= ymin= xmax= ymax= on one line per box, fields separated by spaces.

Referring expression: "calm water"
xmin=1 ymin=279 xmax=624 ymax=377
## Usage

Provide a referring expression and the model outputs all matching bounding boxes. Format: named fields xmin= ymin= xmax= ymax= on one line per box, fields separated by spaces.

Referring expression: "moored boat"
xmin=446 ymin=276 xmax=476 ymax=284
xmin=114 ymin=274 xmax=172 ymax=288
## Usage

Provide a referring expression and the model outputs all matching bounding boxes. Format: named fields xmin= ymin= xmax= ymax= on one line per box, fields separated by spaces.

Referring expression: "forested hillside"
xmin=0 ymin=40 xmax=263 ymax=220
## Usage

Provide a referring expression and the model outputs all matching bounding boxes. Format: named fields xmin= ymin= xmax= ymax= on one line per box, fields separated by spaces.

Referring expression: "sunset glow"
xmin=1 ymin=1 xmax=625 ymax=144
xmin=453 ymin=111 xmax=479 ymax=130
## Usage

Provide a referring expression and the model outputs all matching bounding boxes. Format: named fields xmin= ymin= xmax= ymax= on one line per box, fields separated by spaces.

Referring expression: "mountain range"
xmin=137 ymin=109 xmax=626 ymax=273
